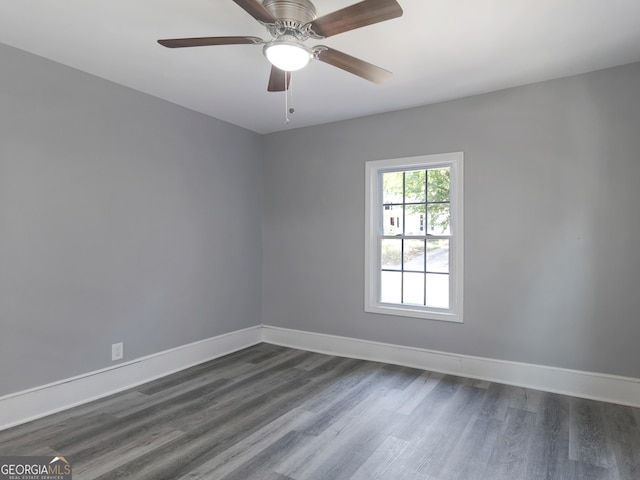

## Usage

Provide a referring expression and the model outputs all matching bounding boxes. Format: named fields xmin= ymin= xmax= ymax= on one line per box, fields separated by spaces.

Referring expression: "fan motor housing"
xmin=262 ymin=0 xmax=317 ymax=24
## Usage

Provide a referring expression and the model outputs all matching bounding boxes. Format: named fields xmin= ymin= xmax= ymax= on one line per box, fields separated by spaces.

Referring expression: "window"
xmin=365 ymin=153 xmax=464 ymax=322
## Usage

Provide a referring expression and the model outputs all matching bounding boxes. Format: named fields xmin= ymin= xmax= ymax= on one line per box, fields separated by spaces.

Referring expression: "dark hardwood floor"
xmin=1 ymin=343 xmax=639 ymax=479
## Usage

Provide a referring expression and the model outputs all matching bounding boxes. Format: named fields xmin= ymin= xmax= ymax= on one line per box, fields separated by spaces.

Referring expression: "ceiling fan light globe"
xmin=264 ymin=42 xmax=311 ymax=72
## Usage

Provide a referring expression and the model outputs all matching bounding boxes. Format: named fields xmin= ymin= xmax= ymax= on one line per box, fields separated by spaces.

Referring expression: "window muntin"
xmin=365 ymin=153 xmax=463 ymax=322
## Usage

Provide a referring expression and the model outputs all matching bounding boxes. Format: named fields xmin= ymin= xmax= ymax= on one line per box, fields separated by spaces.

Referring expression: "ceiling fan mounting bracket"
xmin=262 ymin=0 xmax=317 ymax=24
xmin=262 ymin=0 xmax=324 ymax=41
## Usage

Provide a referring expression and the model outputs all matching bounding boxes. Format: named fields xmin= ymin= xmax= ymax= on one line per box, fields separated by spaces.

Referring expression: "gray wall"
xmin=262 ymin=62 xmax=640 ymax=379
xmin=0 ymin=43 xmax=263 ymax=396
xmin=2 ymin=40 xmax=639 ymax=398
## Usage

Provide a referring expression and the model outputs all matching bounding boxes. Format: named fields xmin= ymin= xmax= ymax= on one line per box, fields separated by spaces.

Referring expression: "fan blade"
xmin=307 ymin=0 xmax=402 ymax=38
xmin=315 ymin=46 xmax=392 ymax=84
xmin=268 ymin=66 xmax=291 ymax=92
xmin=232 ymin=0 xmax=278 ymax=24
xmin=158 ymin=36 xmax=262 ymax=48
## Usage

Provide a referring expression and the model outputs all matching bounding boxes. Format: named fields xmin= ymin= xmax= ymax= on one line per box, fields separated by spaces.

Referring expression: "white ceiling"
xmin=1 ymin=0 xmax=639 ymax=134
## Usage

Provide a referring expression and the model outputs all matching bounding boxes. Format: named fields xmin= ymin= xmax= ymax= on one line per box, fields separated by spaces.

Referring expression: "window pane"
xmin=404 ymin=204 xmax=426 ymax=236
xmin=403 ymin=239 xmax=424 ymax=272
xmin=404 ymin=170 xmax=426 ymax=203
xmin=382 ymin=205 xmax=403 ymax=235
xmin=380 ymin=271 xmax=402 ymax=303
xmin=427 ymin=168 xmax=450 ymax=203
xmin=381 ymin=239 xmax=402 ymax=271
xmin=426 ymin=204 xmax=450 ymax=235
xmin=426 ymin=273 xmax=449 ymax=308
xmin=403 ymin=272 xmax=425 ymax=305
xmin=382 ymin=171 xmax=404 ymax=205
xmin=426 ymin=239 xmax=449 ymax=273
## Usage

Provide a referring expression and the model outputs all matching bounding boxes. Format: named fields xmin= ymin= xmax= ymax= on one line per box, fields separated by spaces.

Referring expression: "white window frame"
xmin=365 ymin=152 xmax=464 ymax=323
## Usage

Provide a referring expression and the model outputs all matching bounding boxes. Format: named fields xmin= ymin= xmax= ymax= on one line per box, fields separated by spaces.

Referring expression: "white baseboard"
xmin=0 ymin=326 xmax=262 ymax=431
xmin=262 ymin=325 xmax=640 ymax=408
xmin=3 ymin=323 xmax=639 ymax=431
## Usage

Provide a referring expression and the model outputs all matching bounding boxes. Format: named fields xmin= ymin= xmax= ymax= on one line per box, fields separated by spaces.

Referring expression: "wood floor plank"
xmin=569 ymin=398 xmax=615 ymax=469
xmin=163 ymin=363 xmax=310 ymax=433
xmin=602 ymin=402 xmax=640 ymax=479
xmin=563 ymin=459 xmax=617 ymax=480
xmin=274 ymin=383 xmax=408 ymax=479
xmin=633 ymin=406 xmax=640 ymax=433
xmin=502 ymin=384 xmax=544 ymax=413
xmin=412 ymin=383 xmax=490 ymax=477
xmin=348 ymin=436 xmax=410 ymax=480
xmin=73 ymin=425 xmax=185 ymax=480
xmin=476 ymin=382 xmax=518 ymax=421
xmin=395 ymin=374 xmax=466 ymax=441
xmin=293 ymin=352 xmax=339 ymax=371
xmin=297 ymin=363 xmax=418 ymax=436
xmin=134 ymin=350 xmax=250 ymax=396
xmin=259 ymin=473 xmax=296 ymax=480
xmin=473 ymin=379 xmax=491 ymax=389
xmin=377 ymin=364 xmax=426 ymax=391
xmin=1 ymin=343 xmax=639 ymax=480
xmin=245 ymin=345 xmax=293 ymax=365
xmin=294 ymin=359 xmax=377 ymax=415
xmin=176 ymin=407 xmax=315 ymax=479
xmin=439 ymin=415 xmax=504 ymax=480
xmin=524 ymin=392 xmax=571 ymax=480
xmin=218 ymin=430 xmax=311 ymax=480
xmin=482 ymin=407 xmax=537 ymax=480
xmin=1 ymin=412 xmax=115 ymax=455
xmin=386 ymin=371 xmax=443 ymax=416
xmin=284 ymin=394 xmax=404 ymax=480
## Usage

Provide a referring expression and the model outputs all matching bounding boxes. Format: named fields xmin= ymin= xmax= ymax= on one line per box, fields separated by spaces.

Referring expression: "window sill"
xmin=365 ymin=303 xmax=463 ymax=323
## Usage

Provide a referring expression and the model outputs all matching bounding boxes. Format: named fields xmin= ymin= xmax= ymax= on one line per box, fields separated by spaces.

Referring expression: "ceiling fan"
xmin=158 ymin=0 xmax=403 ymax=92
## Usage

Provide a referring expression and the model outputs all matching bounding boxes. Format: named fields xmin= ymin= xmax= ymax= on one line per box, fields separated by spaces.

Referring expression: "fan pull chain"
xmin=284 ymin=73 xmax=290 ymax=124
xmin=284 ymin=72 xmax=294 ymax=124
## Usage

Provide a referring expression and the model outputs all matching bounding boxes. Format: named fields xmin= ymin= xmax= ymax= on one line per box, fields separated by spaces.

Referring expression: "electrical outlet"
xmin=111 ymin=342 xmax=124 ymax=361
